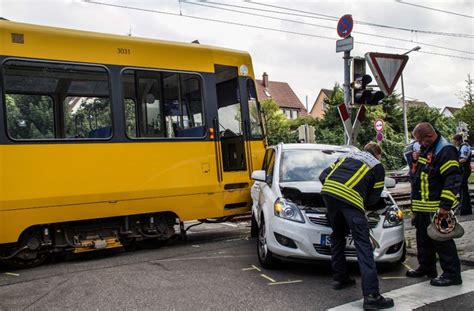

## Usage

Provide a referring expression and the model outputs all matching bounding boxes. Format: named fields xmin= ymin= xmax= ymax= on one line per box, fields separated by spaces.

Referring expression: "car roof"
xmin=275 ymin=143 xmax=358 ymax=152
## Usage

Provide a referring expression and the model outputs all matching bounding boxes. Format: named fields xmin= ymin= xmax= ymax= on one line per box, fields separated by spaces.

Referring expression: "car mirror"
xmin=251 ymin=170 xmax=267 ymax=183
xmin=384 ymin=177 xmax=396 ymax=188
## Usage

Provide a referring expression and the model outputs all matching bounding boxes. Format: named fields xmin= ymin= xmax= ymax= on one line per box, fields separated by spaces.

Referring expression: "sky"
xmin=1 ymin=0 xmax=473 ymax=112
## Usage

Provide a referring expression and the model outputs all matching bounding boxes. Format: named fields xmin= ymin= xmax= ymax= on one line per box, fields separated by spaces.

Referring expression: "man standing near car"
xmin=319 ymin=142 xmax=394 ymax=310
xmin=453 ymin=134 xmax=472 ymax=215
xmin=406 ymin=123 xmax=462 ymax=286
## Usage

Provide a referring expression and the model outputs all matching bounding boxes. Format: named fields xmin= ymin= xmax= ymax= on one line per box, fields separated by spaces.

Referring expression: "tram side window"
xmin=3 ymin=60 xmax=112 ymax=140
xmin=122 ymin=69 xmax=205 ymax=139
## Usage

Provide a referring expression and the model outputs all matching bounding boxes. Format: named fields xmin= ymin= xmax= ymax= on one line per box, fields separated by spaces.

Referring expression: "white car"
xmin=250 ymin=143 xmax=405 ymax=268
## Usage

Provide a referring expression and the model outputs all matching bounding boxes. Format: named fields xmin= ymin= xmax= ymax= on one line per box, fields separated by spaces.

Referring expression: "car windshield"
xmin=280 ymin=149 xmax=346 ymax=182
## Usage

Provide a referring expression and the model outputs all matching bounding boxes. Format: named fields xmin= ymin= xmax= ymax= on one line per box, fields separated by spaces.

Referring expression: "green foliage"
xmin=455 ymin=74 xmax=474 ymax=143
xmin=407 ymin=106 xmax=456 ymax=139
xmin=261 ymin=99 xmax=297 ymax=145
xmin=6 ymin=94 xmax=55 ymax=139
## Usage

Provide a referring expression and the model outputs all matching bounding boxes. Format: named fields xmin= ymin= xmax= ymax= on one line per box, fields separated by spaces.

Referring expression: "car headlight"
xmin=274 ymin=198 xmax=305 ymax=223
xmin=383 ymin=205 xmax=404 ymax=228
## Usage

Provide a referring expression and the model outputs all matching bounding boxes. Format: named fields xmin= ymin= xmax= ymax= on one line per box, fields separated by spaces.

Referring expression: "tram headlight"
xmin=274 ymin=198 xmax=305 ymax=223
xmin=383 ymin=206 xmax=404 ymax=228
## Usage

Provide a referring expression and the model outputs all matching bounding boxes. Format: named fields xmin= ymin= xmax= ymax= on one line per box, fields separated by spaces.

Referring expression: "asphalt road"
xmin=0 ymin=221 xmax=473 ymax=310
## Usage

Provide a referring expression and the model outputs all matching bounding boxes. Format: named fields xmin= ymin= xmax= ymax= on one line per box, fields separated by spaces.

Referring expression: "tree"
xmin=261 ymin=99 xmax=297 ymax=145
xmin=407 ymin=106 xmax=456 ymax=139
xmin=455 ymin=74 xmax=474 ymax=143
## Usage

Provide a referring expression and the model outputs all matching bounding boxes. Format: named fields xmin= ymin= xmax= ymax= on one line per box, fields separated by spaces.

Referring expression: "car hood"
xmin=279 ymin=181 xmax=323 ymax=193
xmin=279 ymin=181 xmax=390 ymax=212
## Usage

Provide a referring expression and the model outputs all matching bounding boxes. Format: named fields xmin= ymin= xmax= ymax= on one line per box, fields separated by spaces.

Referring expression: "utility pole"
xmin=401 ymin=46 xmax=421 ymax=144
xmin=343 ymin=50 xmax=351 ymax=144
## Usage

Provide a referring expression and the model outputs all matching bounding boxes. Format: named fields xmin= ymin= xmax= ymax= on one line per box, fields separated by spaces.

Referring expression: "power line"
xmin=83 ymin=1 xmax=474 ymax=60
xmin=182 ymin=1 xmax=473 ymax=55
xmin=247 ymin=0 xmax=474 ymax=38
xmin=395 ymin=0 xmax=474 ymax=19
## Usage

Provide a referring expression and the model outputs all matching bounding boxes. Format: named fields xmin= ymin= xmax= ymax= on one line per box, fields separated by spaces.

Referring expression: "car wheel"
xmin=257 ymin=216 xmax=279 ymax=269
xmin=250 ymin=212 xmax=258 ymax=238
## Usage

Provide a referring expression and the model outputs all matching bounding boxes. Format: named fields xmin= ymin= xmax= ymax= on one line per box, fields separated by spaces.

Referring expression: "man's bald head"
xmin=413 ymin=122 xmax=438 ymax=148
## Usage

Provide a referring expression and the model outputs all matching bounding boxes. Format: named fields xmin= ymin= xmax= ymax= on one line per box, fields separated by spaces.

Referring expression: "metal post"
xmin=401 ymin=74 xmax=409 ymax=144
xmin=343 ymin=50 xmax=351 ymax=144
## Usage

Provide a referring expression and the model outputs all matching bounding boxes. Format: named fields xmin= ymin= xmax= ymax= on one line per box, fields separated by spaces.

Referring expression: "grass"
xmin=470 ymin=174 xmax=474 ymax=184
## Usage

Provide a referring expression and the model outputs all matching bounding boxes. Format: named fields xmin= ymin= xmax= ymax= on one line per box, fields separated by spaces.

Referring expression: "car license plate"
xmin=321 ymin=234 xmax=355 ymax=248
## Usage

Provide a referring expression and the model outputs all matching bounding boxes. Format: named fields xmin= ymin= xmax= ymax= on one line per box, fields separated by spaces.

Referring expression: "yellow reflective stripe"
xmin=346 ymin=165 xmax=369 ymax=189
xmin=374 ymin=181 xmax=385 ymax=189
xmin=412 ymin=200 xmax=440 ymax=206
xmin=326 ymin=158 xmax=345 ymax=181
xmin=325 ymin=180 xmax=363 ymax=202
xmin=421 ymin=172 xmax=429 ymax=201
xmin=439 ymin=160 xmax=459 ymax=174
xmin=412 ymin=199 xmax=440 ymax=212
xmin=418 ymin=157 xmax=427 ymax=164
xmin=322 ymin=185 xmax=364 ymax=210
xmin=330 ymin=163 xmax=336 ymax=169
xmin=441 ymin=189 xmax=456 ymax=202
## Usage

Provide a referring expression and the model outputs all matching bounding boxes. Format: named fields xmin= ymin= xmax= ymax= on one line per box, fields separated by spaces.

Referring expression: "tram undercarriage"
xmin=0 ymin=212 xmax=177 ymax=268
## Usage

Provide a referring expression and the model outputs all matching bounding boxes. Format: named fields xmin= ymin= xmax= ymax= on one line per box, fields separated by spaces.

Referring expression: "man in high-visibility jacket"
xmin=406 ymin=123 xmax=462 ymax=286
xmin=319 ymin=142 xmax=394 ymax=310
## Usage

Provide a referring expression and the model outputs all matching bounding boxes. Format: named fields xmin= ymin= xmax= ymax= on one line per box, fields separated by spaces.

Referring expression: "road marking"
xmin=4 ymin=272 xmax=20 ymax=277
xmin=222 ymin=223 xmax=238 ymax=227
xmin=402 ymin=263 xmax=413 ymax=271
xmin=151 ymin=255 xmax=252 ymax=263
xmin=382 ymin=276 xmax=408 ymax=280
xmin=268 ymin=280 xmax=303 ymax=286
xmin=328 ymin=269 xmax=474 ymax=311
xmin=260 ymin=274 xmax=277 ymax=283
xmin=242 ymin=264 xmax=261 ymax=272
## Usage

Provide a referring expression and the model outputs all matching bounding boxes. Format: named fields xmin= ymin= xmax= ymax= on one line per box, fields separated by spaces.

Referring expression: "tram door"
xmin=214 ymin=65 xmax=249 ymax=194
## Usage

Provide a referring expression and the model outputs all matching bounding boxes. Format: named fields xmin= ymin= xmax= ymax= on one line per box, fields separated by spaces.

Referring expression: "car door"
xmin=255 ymin=147 xmax=277 ymax=225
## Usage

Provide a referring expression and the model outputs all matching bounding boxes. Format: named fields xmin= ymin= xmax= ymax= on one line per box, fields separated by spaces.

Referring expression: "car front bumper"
xmin=266 ymin=211 xmax=405 ymax=263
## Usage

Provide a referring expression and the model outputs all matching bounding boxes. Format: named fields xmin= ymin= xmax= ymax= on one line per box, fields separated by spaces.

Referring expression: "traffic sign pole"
xmin=336 ymin=14 xmax=354 ymax=145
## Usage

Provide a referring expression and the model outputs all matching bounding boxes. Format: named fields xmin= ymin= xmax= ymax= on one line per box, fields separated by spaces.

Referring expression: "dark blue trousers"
xmin=413 ymin=212 xmax=461 ymax=279
xmin=459 ymin=173 xmax=472 ymax=215
xmin=323 ymin=195 xmax=379 ymax=296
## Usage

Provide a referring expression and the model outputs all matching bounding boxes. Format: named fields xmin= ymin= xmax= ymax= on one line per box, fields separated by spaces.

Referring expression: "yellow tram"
xmin=0 ymin=20 xmax=266 ymax=267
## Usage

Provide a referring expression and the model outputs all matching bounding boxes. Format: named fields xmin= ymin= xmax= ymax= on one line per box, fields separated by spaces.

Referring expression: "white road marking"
xmin=222 ymin=223 xmax=238 ymax=227
xmin=151 ymin=255 xmax=252 ymax=263
xmin=328 ymin=269 xmax=474 ymax=311
xmin=260 ymin=274 xmax=277 ymax=283
xmin=268 ymin=280 xmax=303 ymax=286
xmin=382 ymin=276 xmax=408 ymax=280
xmin=252 ymin=264 xmax=261 ymax=272
xmin=402 ymin=263 xmax=413 ymax=271
xmin=4 ymin=272 xmax=20 ymax=277
xmin=241 ymin=265 xmax=262 ymax=272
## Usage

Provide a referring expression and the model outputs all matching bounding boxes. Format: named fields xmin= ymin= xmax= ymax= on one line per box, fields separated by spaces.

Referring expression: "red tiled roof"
xmin=256 ymin=79 xmax=307 ymax=115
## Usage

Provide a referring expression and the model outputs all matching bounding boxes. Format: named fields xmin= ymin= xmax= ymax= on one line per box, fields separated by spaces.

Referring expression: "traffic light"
xmin=351 ymin=57 xmax=385 ymax=105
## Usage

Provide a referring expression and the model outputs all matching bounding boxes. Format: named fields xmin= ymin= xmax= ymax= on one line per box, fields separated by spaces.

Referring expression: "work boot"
xmin=430 ymin=275 xmax=462 ymax=287
xmin=363 ymin=294 xmax=394 ymax=310
xmin=332 ymin=277 xmax=356 ymax=290
xmin=406 ymin=267 xmax=437 ymax=278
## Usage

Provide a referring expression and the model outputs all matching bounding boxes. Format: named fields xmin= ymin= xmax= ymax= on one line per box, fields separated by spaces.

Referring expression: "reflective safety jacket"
xmin=411 ymin=135 xmax=461 ymax=213
xmin=319 ymin=151 xmax=385 ymax=211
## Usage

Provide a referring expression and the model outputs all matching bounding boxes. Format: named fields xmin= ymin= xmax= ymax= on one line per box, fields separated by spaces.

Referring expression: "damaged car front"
xmin=251 ymin=144 xmax=405 ymax=269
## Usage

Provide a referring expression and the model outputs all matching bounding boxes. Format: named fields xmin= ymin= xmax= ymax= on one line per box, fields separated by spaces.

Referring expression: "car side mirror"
xmin=251 ymin=170 xmax=266 ymax=183
xmin=384 ymin=177 xmax=396 ymax=189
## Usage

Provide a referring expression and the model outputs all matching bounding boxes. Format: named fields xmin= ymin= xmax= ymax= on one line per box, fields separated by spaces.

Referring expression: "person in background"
xmin=319 ymin=142 xmax=394 ymax=310
xmin=453 ymin=134 xmax=472 ymax=215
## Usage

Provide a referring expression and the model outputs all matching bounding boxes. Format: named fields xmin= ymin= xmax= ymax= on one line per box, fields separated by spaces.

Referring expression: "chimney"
xmin=262 ymin=72 xmax=269 ymax=88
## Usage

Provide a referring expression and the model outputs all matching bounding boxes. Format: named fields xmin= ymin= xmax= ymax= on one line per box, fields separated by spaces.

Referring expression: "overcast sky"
xmin=1 ymin=0 xmax=473 ymax=111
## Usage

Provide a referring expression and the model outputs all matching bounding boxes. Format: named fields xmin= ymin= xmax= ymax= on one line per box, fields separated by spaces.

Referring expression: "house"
xmin=441 ymin=106 xmax=460 ymax=118
xmin=255 ymin=72 xmax=307 ymax=119
xmin=309 ymin=88 xmax=333 ymax=119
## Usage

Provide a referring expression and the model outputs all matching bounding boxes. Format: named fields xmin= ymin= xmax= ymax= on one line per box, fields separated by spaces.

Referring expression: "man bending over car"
xmin=319 ymin=142 xmax=394 ymax=310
